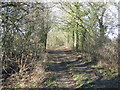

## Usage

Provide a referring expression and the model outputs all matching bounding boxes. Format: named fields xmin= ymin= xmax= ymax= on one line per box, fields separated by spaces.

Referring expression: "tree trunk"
xmin=72 ymin=30 xmax=76 ymax=50
xmin=76 ymin=29 xmax=79 ymax=51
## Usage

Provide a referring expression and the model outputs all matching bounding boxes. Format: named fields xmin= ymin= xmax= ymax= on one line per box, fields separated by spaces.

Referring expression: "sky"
xmin=105 ymin=5 xmax=118 ymax=40
xmin=2 ymin=0 xmax=120 ymax=2
xmin=51 ymin=2 xmax=119 ymax=40
xmin=2 ymin=0 xmax=119 ymax=40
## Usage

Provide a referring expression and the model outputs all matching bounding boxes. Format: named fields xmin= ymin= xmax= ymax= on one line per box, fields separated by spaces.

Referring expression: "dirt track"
xmin=45 ymin=49 xmax=119 ymax=88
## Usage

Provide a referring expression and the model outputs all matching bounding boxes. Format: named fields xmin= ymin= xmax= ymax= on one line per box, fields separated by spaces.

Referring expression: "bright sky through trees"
xmin=51 ymin=2 xmax=118 ymax=40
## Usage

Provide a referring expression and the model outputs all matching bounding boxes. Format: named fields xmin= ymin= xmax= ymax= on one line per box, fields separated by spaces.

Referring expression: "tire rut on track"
xmin=46 ymin=50 xmax=77 ymax=88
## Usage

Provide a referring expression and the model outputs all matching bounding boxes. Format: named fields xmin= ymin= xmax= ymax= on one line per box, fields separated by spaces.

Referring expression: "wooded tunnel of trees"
xmin=0 ymin=1 xmax=119 ymax=89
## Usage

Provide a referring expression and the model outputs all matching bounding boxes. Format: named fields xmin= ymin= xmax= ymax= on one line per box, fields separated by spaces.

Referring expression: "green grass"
xmin=71 ymin=59 xmax=118 ymax=88
xmin=73 ymin=74 xmax=94 ymax=88
xmin=43 ymin=73 xmax=60 ymax=88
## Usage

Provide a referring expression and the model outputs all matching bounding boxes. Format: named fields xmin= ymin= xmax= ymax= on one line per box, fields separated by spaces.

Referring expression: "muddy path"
xmin=45 ymin=50 xmax=77 ymax=88
xmin=44 ymin=49 xmax=119 ymax=89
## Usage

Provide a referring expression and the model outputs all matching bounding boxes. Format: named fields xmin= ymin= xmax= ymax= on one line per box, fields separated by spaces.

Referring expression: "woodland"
xmin=0 ymin=1 xmax=119 ymax=89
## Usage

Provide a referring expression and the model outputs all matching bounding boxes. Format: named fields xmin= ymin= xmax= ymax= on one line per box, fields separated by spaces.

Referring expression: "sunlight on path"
xmin=45 ymin=49 xmax=119 ymax=88
xmin=46 ymin=49 xmax=78 ymax=88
